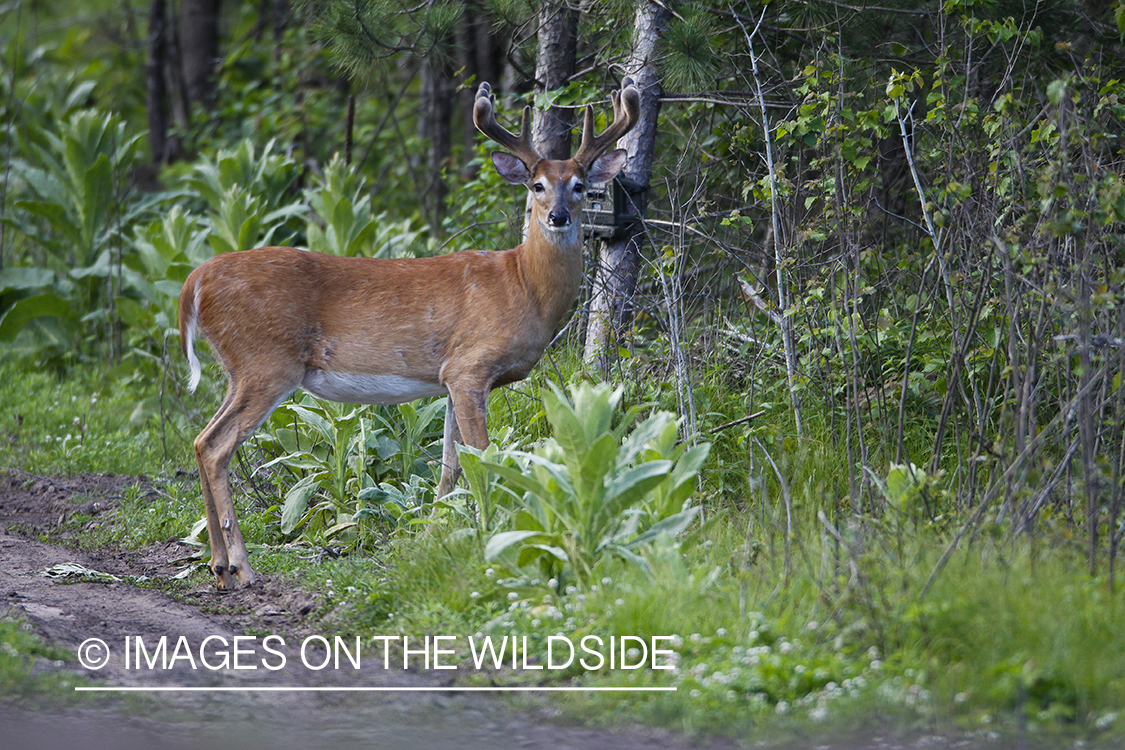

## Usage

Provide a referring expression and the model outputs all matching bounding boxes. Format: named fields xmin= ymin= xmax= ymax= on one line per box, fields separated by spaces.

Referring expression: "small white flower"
xmin=717 ymin=627 xmax=727 ymax=636
xmin=469 ymin=591 xmax=480 ymax=599
xmin=689 ymin=689 xmax=701 ymax=698
xmin=806 ymin=621 xmax=819 ymax=631
xmin=614 ymin=598 xmax=625 ymax=607
xmin=508 ymin=591 xmax=519 ymax=600
xmin=809 ymin=706 xmax=828 ymax=722
xmin=779 ymin=641 xmax=792 ymax=654
xmin=775 ymin=700 xmax=790 ymax=715
xmin=870 ymin=659 xmax=883 ymax=671
xmin=485 ymin=568 xmax=495 ymax=577
xmin=601 ymin=576 xmax=611 ymax=585
xmin=548 ymin=578 xmax=558 ymax=589
xmin=73 ymin=417 xmax=81 ymax=425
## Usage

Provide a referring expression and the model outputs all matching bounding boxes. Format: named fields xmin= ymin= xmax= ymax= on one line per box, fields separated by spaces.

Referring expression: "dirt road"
xmin=0 ymin=471 xmax=1015 ymax=750
xmin=0 ymin=471 xmax=715 ymax=750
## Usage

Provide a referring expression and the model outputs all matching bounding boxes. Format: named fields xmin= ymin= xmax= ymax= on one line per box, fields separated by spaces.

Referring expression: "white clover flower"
xmin=670 ymin=634 xmax=684 ymax=648
xmin=508 ymin=591 xmax=519 ymax=600
xmin=870 ymin=659 xmax=883 ymax=671
xmin=614 ymin=598 xmax=625 ymax=607
xmin=601 ymin=576 xmax=611 ymax=585
xmin=690 ymin=633 xmax=702 ymax=642
xmin=689 ymin=689 xmax=701 ymax=698
xmin=806 ymin=621 xmax=819 ymax=631
xmin=726 ymin=690 xmax=738 ymax=702
xmin=470 ymin=591 xmax=480 ymax=599
xmin=779 ymin=641 xmax=792 ymax=654
xmin=548 ymin=578 xmax=558 ymax=589
xmin=627 ymin=648 xmax=640 ymax=660
xmin=485 ymin=568 xmax=495 ymax=577
xmin=565 ymin=585 xmax=577 ymax=595
xmin=716 ymin=627 xmax=727 ymax=636
xmin=775 ymin=701 xmax=790 ymax=715
xmin=809 ymin=706 xmax=828 ymax=722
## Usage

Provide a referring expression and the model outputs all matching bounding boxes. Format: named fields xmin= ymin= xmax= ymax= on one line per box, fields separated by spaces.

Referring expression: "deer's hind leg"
xmin=195 ymin=369 xmax=301 ymax=589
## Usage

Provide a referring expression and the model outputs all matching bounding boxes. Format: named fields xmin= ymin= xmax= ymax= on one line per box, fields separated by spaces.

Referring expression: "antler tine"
xmin=574 ymin=76 xmax=641 ymax=168
xmin=473 ymin=81 xmax=541 ymax=167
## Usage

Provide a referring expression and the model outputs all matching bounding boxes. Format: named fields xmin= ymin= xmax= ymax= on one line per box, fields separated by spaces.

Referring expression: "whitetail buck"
xmin=178 ymin=78 xmax=640 ymax=588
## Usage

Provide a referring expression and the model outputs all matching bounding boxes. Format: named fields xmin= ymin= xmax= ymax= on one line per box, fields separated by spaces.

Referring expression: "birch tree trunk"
xmin=582 ymin=0 xmax=670 ymax=372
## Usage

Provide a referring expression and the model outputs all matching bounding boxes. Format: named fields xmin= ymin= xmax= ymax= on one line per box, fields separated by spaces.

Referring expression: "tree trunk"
xmin=532 ymin=2 xmax=578 ymax=159
xmin=420 ymin=54 xmax=453 ymax=234
xmin=180 ymin=0 xmax=222 ymax=111
xmin=146 ymin=0 xmax=170 ymax=163
xmin=582 ymin=0 xmax=669 ymax=372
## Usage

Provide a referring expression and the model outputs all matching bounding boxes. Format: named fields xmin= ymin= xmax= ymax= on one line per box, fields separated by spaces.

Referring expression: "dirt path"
xmin=0 ymin=471 xmax=1014 ymax=750
xmin=1 ymin=471 xmax=722 ymax=750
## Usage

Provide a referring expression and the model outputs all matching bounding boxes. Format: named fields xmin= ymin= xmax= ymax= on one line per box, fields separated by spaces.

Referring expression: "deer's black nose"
xmin=548 ymin=210 xmax=570 ymax=227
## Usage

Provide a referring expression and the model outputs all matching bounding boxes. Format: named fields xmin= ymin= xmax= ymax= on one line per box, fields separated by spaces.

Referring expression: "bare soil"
xmin=0 ymin=471 xmax=1014 ymax=749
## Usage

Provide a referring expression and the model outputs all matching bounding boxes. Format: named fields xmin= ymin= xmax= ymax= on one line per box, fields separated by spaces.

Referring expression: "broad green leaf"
xmin=281 ymin=472 xmax=324 ymax=534
xmin=0 ymin=293 xmax=74 ymax=341
xmin=485 ymin=530 xmax=544 ymax=561
xmin=0 ymin=267 xmax=55 ymax=291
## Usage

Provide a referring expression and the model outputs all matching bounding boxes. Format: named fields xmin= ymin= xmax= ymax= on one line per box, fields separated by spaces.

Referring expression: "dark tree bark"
xmin=531 ymin=1 xmax=578 ymax=159
xmin=421 ymin=54 xmax=454 ymax=233
xmin=146 ymin=0 xmax=172 ymax=163
xmin=180 ymin=0 xmax=222 ymax=111
xmin=583 ymin=0 xmax=670 ymax=370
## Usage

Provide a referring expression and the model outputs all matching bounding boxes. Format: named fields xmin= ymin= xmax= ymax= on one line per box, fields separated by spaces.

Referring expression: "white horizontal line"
xmin=75 ymin=686 xmax=676 ymax=693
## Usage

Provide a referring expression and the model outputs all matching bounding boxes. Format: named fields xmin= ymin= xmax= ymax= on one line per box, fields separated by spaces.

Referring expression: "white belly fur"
xmin=302 ymin=370 xmax=447 ymax=405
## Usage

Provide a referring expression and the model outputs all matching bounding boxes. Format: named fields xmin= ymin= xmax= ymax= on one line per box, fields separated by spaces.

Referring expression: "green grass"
xmin=0 ymin=617 xmax=82 ymax=699
xmin=3 ymin=355 xmax=1125 ymax=747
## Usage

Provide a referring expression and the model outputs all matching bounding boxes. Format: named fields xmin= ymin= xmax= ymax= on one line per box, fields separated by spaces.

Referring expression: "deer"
xmin=177 ymin=78 xmax=641 ymax=589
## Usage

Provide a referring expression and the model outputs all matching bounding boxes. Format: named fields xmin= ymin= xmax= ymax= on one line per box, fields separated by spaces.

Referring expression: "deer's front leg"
xmin=437 ymin=384 xmax=490 ymax=497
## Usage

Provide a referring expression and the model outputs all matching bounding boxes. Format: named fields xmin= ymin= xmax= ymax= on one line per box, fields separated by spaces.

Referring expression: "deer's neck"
xmin=519 ymin=219 xmax=584 ymax=331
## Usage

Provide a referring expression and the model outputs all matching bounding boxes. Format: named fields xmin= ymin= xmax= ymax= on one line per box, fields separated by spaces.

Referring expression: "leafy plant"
xmin=480 ymin=381 xmax=710 ymax=590
xmin=253 ymin=394 xmax=446 ymax=547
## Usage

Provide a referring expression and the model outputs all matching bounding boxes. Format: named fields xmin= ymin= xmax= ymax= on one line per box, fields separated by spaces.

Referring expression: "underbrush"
xmin=3 ymin=355 xmax=1124 ymax=748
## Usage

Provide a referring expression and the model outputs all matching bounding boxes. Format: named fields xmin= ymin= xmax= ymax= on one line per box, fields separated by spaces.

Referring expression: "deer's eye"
xmin=573 ymin=183 xmax=585 ymax=195
xmin=533 ymin=182 xmax=546 ymax=194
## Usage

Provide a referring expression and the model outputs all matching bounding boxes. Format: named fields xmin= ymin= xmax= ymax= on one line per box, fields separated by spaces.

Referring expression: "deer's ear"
xmin=491 ymin=152 xmax=531 ymax=184
xmin=586 ymin=149 xmax=627 ymax=184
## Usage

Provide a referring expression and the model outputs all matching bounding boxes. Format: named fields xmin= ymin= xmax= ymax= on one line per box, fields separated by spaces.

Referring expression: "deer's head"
xmin=474 ymin=78 xmax=641 ymax=243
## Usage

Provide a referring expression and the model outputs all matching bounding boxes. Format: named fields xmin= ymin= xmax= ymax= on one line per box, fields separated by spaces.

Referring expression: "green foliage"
xmin=305 ymin=155 xmax=427 ymax=257
xmin=479 ymin=381 xmax=710 ymax=591
xmin=253 ymin=394 xmax=446 ymax=546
